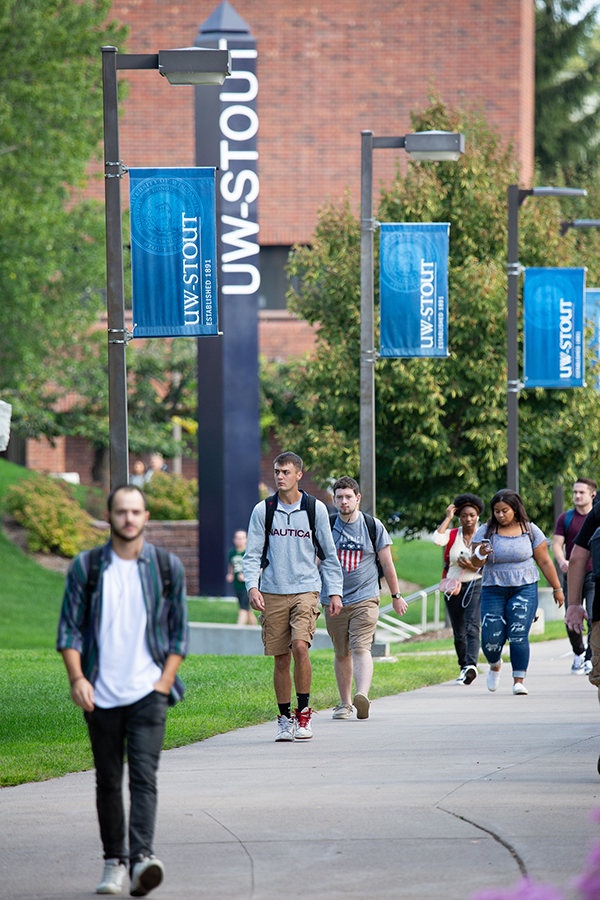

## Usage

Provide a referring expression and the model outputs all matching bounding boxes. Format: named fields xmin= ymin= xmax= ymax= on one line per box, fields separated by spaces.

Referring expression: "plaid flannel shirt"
xmin=56 ymin=539 xmax=189 ymax=704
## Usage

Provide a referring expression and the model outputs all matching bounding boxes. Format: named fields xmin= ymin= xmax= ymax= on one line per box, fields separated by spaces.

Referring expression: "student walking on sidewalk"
xmin=243 ymin=452 xmax=343 ymax=742
xmin=57 ymin=484 xmax=188 ymax=897
xmin=471 ymin=489 xmax=563 ymax=696
xmin=324 ymin=476 xmax=407 ymax=720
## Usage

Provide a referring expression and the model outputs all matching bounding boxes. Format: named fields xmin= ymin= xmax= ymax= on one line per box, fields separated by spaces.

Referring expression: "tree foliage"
xmin=263 ymin=98 xmax=600 ymax=535
xmin=536 ymin=0 xmax=600 ymax=177
xmin=52 ymin=334 xmax=198 ymax=482
xmin=0 ymin=0 xmax=126 ymax=425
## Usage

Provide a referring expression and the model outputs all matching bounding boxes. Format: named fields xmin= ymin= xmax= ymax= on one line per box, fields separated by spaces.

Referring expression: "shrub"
xmin=143 ymin=472 xmax=198 ymax=520
xmin=5 ymin=475 xmax=105 ymax=557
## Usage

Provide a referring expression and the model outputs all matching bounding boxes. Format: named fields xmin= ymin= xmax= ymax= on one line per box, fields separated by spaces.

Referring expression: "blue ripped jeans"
xmin=480 ymin=582 xmax=538 ymax=678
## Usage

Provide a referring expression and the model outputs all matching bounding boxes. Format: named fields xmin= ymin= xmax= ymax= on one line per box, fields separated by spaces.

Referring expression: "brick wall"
xmin=144 ymin=520 xmax=199 ymax=596
xmin=84 ymin=0 xmax=534 ymax=245
xmin=258 ymin=310 xmax=317 ymax=362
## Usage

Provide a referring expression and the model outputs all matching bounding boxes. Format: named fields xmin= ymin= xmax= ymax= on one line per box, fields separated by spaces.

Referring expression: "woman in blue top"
xmin=470 ymin=489 xmax=564 ymax=695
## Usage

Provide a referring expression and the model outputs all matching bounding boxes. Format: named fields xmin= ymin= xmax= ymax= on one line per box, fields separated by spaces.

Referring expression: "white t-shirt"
xmin=94 ymin=552 xmax=162 ymax=708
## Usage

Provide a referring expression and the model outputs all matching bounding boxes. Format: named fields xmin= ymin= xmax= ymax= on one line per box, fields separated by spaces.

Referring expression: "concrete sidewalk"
xmin=3 ymin=638 xmax=600 ymax=900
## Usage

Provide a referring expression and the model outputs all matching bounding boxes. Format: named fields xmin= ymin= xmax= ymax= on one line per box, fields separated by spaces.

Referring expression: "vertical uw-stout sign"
xmin=194 ymin=2 xmax=260 ymax=595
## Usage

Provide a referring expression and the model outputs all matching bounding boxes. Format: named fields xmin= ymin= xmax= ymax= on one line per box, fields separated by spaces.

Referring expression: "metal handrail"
xmin=378 ymin=583 xmax=443 ymax=639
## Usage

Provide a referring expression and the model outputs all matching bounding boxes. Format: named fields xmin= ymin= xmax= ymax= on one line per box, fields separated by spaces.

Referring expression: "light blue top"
xmin=473 ymin=523 xmax=546 ymax=587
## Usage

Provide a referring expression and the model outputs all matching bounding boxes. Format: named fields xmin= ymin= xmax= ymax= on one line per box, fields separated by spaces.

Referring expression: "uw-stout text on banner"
xmin=379 ymin=223 xmax=450 ymax=358
xmin=523 ymin=267 xmax=585 ymax=388
xmin=129 ymin=167 xmax=218 ymax=338
xmin=586 ymin=288 xmax=600 ymax=391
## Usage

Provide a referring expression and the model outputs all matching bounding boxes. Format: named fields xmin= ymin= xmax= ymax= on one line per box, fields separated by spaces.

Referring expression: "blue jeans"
xmin=480 ymin=582 xmax=538 ymax=678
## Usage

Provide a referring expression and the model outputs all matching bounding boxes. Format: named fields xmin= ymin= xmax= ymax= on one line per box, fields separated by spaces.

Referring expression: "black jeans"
xmin=444 ymin=578 xmax=482 ymax=669
xmin=85 ymin=691 xmax=169 ymax=867
xmin=564 ymin=571 xmax=595 ymax=659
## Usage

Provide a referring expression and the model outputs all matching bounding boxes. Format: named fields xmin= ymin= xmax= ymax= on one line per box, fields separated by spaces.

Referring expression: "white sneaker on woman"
xmin=487 ymin=663 xmax=501 ymax=692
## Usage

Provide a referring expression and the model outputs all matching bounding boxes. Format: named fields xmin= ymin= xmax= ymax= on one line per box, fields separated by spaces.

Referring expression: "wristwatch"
xmin=391 ymin=592 xmax=403 ymax=599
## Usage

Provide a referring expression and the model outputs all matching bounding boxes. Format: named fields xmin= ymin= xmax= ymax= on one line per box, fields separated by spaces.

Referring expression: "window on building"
xmin=258 ymin=245 xmax=295 ymax=310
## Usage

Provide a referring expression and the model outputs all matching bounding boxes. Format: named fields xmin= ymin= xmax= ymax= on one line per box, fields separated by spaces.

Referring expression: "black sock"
xmin=296 ymin=693 xmax=309 ymax=712
xmin=278 ymin=702 xmax=291 ymax=718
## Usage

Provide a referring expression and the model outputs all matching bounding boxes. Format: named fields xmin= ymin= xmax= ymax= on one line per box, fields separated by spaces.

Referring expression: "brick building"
xmin=12 ymin=0 xmax=534 ymax=480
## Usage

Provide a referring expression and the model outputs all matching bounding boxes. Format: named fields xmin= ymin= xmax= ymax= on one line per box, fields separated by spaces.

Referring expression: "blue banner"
xmin=379 ymin=223 xmax=450 ymax=358
xmin=129 ymin=167 xmax=218 ymax=337
xmin=586 ymin=288 xmax=600 ymax=391
xmin=523 ymin=268 xmax=585 ymax=388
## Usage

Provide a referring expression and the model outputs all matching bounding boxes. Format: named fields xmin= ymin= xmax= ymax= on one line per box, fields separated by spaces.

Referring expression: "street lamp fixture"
xmin=158 ymin=48 xmax=231 ymax=85
xmin=102 ymin=46 xmax=231 ymax=490
xmin=360 ymin=130 xmax=465 ymax=516
xmin=506 ymin=184 xmax=587 ymax=493
xmin=560 ymin=219 xmax=600 ymax=237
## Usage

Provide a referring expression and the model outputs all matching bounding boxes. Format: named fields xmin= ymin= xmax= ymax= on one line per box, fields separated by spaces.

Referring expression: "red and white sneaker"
xmin=294 ymin=707 xmax=314 ymax=740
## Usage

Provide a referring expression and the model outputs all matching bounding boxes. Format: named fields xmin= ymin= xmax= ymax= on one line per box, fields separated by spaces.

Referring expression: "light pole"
xmin=101 ymin=45 xmax=231 ymax=490
xmin=360 ymin=130 xmax=465 ymax=515
xmin=506 ymin=185 xmax=586 ymax=493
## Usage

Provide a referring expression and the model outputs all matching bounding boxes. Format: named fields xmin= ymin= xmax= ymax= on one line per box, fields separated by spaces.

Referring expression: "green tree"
xmin=536 ymin=0 xmax=600 ymax=177
xmin=264 ymin=98 xmax=600 ymax=535
xmin=0 ymin=0 xmax=126 ymax=429
xmin=54 ymin=334 xmax=198 ymax=484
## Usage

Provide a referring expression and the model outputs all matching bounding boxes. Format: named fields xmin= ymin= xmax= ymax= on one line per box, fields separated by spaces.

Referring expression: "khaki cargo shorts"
xmin=323 ymin=596 xmax=380 ymax=656
xmin=259 ymin=591 xmax=320 ymax=656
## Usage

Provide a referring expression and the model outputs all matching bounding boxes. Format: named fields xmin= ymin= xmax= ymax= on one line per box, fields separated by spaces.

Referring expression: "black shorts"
xmin=235 ymin=587 xmax=250 ymax=611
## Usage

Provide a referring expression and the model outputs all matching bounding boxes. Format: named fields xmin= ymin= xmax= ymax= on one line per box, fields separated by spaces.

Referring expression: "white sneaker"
xmin=275 ymin=713 xmax=296 ymax=741
xmin=353 ymin=692 xmax=370 ymax=719
xmin=294 ymin=707 xmax=314 ymax=739
xmin=130 ymin=856 xmax=165 ymax=897
xmin=585 ymin=660 xmax=593 ymax=675
xmin=513 ymin=683 xmax=528 ymax=695
xmin=487 ymin=663 xmax=501 ymax=692
xmin=571 ymin=652 xmax=586 ymax=674
xmin=96 ymin=859 xmax=127 ymax=895
xmin=332 ymin=703 xmax=353 ymax=719
xmin=454 ymin=668 xmax=467 ymax=684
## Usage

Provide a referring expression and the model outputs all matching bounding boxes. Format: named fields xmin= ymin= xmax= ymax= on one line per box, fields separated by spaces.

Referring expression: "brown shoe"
xmin=353 ymin=692 xmax=370 ymax=719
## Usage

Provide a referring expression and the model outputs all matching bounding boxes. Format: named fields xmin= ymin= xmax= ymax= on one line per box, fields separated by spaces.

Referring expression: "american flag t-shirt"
xmin=338 ymin=539 xmax=364 ymax=573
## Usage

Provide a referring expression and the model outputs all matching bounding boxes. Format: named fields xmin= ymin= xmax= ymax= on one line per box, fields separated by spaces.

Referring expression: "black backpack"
xmin=330 ymin=511 xmax=385 ymax=581
xmin=260 ymin=491 xmax=326 ymax=570
xmin=85 ymin=545 xmax=172 ymax=600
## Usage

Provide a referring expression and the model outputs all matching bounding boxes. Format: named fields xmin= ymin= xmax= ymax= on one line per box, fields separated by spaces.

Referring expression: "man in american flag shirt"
xmin=322 ymin=476 xmax=408 ymax=720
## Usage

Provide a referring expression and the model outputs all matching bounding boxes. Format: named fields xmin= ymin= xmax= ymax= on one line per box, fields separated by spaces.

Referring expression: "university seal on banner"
xmin=130 ymin=177 xmax=202 ymax=256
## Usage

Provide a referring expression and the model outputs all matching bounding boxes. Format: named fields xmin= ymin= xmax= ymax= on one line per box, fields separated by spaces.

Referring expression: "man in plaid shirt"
xmin=57 ymin=484 xmax=188 ymax=897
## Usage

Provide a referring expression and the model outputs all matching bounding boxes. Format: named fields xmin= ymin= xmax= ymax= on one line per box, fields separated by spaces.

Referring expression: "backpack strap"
xmin=563 ymin=508 xmax=576 ymax=539
xmin=362 ymin=512 xmax=385 ymax=580
xmin=443 ymin=528 xmax=459 ymax=576
xmin=305 ymin=493 xmax=326 ymax=561
xmin=85 ymin=546 xmax=104 ymax=601
xmin=155 ymin=546 xmax=172 ymax=600
xmin=260 ymin=493 xmax=279 ymax=570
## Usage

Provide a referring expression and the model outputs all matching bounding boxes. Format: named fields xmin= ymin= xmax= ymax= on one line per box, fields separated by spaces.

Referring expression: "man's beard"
xmin=110 ymin=522 xmax=145 ymax=543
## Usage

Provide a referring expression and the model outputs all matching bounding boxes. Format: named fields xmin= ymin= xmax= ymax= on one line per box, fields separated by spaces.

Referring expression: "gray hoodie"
xmin=243 ymin=492 xmax=343 ymax=597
